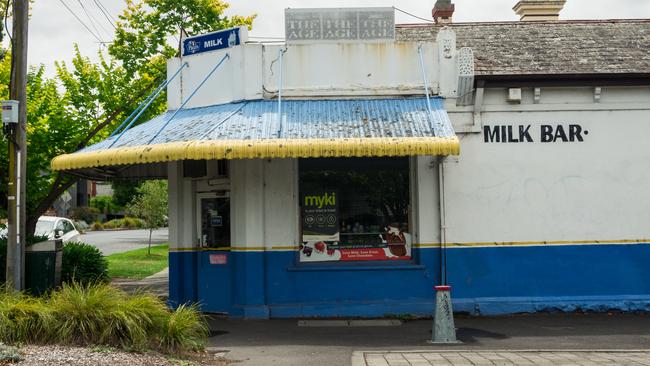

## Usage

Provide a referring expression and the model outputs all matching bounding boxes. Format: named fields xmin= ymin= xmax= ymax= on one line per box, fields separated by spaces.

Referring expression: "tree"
xmin=109 ymin=0 xmax=255 ymax=77
xmin=0 ymin=0 xmax=254 ymax=236
xmin=111 ymin=180 xmax=144 ymax=207
xmin=127 ymin=180 xmax=168 ymax=255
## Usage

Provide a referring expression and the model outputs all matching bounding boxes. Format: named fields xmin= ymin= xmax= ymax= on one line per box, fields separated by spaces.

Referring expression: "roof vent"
xmin=432 ymin=0 xmax=455 ymax=24
xmin=513 ymin=0 xmax=566 ymax=21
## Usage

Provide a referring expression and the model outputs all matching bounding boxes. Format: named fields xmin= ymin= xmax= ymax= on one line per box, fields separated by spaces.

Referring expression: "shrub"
xmin=0 ymin=283 xmax=209 ymax=353
xmin=0 ymin=343 xmax=21 ymax=363
xmin=43 ymin=283 xmax=207 ymax=353
xmin=69 ymin=206 xmax=100 ymax=224
xmin=90 ymin=196 xmax=122 ymax=215
xmin=74 ymin=220 xmax=90 ymax=232
xmin=61 ymin=242 xmax=109 ymax=285
xmin=158 ymin=304 xmax=209 ymax=353
xmin=91 ymin=221 xmax=104 ymax=231
xmin=0 ymin=289 xmax=54 ymax=343
xmin=103 ymin=217 xmax=145 ymax=230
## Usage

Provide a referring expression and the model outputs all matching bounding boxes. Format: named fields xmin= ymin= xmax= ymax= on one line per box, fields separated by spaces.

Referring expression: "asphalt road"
xmin=79 ymin=228 xmax=168 ymax=255
xmin=208 ymin=313 xmax=650 ymax=366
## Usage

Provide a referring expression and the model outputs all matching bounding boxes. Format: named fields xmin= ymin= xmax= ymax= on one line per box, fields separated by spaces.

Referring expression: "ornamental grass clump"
xmin=0 ymin=288 xmax=54 ymax=343
xmin=158 ymin=304 xmax=209 ymax=353
xmin=0 ymin=283 xmax=209 ymax=353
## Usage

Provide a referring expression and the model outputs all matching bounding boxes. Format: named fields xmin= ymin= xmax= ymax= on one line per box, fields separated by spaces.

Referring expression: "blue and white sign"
xmin=182 ymin=27 xmax=247 ymax=56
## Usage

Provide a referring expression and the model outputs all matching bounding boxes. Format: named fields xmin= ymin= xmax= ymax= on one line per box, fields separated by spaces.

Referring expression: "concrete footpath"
xmin=207 ymin=313 xmax=650 ymax=366
xmin=353 ymin=350 xmax=650 ymax=365
xmin=112 ymin=267 xmax=168 ymax=300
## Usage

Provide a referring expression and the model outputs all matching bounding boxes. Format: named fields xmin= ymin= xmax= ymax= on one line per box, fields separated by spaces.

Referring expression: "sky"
xmin=23 ymin=0 xmax=650 ymax=76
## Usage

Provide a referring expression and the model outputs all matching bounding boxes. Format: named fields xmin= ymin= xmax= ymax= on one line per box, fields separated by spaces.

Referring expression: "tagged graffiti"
xmin=484 ymin=124 xmax=589 ymax=143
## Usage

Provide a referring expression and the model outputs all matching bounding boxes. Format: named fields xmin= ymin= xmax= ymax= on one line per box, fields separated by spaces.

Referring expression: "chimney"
xmin=432 ymin=0 xmax=455 ymax=24
xmin=513 ymin=0 xmax=567 ymax=21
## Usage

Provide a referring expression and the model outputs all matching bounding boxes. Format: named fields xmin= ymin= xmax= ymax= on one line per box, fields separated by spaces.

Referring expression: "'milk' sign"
xmin=285 ymin=8 xmax=395 ymax=43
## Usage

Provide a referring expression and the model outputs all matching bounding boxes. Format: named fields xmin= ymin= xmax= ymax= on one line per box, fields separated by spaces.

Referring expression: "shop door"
xmin=196 ymin=192 xmax=232 ymax=313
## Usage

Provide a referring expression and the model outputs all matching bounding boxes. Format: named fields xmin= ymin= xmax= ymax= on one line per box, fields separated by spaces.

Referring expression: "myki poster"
xmin=301 ymin=191 xmax=339 ymax=241
xmin=299 ymin=226 xmax=412 ymax=263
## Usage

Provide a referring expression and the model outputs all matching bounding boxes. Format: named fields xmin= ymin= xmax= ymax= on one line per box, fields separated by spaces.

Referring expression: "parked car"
xmin=35 ymin=216 xmax=80 ymax=243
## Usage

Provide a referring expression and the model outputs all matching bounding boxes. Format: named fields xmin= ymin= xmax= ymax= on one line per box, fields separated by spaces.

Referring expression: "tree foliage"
xmin=127 ymin=181 xmax=168 ymax=254
xmin=0 ymin=0 xmax=254 ymax=236
xmin=110 ymin=0 xmax=255 ymax=76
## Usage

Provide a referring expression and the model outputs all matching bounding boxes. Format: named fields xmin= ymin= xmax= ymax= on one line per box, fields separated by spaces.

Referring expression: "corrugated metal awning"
xmin=51 ymin=97 xmax=459 ymax=179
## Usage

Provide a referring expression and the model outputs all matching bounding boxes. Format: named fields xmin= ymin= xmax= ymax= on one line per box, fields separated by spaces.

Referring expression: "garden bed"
xmin=13 ymin=345 xmax=229 ymax=365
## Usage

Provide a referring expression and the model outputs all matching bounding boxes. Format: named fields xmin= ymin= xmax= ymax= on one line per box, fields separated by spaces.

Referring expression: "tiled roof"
xmin=397 ymin=20 xmax=650 ymax=76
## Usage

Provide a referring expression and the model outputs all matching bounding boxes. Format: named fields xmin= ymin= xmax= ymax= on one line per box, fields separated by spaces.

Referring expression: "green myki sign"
xmin=301 ymin=192 xmax=339 ymax=241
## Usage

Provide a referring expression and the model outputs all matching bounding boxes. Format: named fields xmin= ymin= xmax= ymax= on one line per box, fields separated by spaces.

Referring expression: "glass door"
xmin=197 ymin=193 xmax=231 ymax=248
xmin=196 ymin=191 xmax=232 ymax=314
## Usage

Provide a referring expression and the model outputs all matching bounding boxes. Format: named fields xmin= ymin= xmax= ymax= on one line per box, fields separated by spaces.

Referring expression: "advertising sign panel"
xmin=301 ymin=191 xmax=339 ymax=241
xmin=300 ymin=191 xmax=411 ymax=263
xmin=285 ymin=8 xmax=395 ymax=43
xmin=182 ymin=26 xmax=247 ymax=56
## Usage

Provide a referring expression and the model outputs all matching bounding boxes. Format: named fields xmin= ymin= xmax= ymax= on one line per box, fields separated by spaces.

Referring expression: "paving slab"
xmin=352 ymin=351 xmax=650 ymax=366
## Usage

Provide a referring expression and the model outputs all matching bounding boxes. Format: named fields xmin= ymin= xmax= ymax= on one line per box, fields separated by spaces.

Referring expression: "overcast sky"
xmin=24 ymin=0 xmax=650 ymax=76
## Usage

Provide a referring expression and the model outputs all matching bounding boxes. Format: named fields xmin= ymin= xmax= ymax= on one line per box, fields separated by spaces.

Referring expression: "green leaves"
xmin=126 ymin=180 xmax=168 ymax=230
xmin=110 ymin=0 xmax=255 ymax=78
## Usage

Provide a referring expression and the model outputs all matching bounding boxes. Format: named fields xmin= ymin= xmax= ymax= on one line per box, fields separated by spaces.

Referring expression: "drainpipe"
xmin=438 ymin=156 xmax=447 ymax=285
xmin=430 ymin=155 xmax=458 ymax=344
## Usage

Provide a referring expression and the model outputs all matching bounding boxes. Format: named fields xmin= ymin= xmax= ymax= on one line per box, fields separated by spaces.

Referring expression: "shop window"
xmin=299 ymin=157 xmax=412 ymax=263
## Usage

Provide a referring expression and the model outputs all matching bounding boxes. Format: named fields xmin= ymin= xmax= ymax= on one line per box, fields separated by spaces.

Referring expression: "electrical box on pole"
xmin=2 ymin=100 xmax=19 ymax=125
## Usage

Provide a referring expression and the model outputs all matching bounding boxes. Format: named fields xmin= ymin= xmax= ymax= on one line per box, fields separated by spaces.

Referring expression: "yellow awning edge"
xmin=51 ymin=137 xmax=460 ymax=171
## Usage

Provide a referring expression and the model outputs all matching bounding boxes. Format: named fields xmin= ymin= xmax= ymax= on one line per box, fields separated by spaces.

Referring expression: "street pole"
xmin=6 ymin=0 xmax=29 ymax=291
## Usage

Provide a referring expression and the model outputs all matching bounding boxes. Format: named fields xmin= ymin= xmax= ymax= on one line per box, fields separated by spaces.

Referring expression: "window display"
xmin=299 ymin=158 xmax=411 ymax=262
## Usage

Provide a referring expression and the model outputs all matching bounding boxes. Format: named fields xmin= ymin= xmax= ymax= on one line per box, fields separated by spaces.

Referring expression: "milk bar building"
xmin=51 ymin=1 xmax=650 ymax=317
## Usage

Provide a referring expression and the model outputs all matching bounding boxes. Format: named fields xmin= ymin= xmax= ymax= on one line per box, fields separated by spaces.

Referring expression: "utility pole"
xmin=6 ymin=0 xmax=29 ymax=291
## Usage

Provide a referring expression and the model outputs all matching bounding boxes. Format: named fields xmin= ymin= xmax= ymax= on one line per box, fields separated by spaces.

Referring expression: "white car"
xmin=35 ymin=216 xmax=80 ymax=243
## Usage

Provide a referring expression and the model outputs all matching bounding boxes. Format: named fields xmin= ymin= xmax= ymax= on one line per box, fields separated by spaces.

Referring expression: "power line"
xmin=95 ymin=0 xmax=117 ymax=25
xmin=76 ymin=0 xmax=109 ymax=41
xmin=92 ymin=0 xmax=117 ymax=30
xmin=394 ymin=7 xmax=435 ymax=23
xmin=58 ymin=0 xmax=104 ymax=43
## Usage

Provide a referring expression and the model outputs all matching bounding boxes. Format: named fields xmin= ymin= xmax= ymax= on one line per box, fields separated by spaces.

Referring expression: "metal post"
xmin=110 ymin=62 xmax=189 ymax=147
xmin=277 ymin=48 xmax=287 ymax=137
xmin=148 ymin=53 xmax=230 ymax=145
xmin=7 ymin=0 xmax=29 ymax=291
xmin=417 ymin=44 xmax=436 ymax=132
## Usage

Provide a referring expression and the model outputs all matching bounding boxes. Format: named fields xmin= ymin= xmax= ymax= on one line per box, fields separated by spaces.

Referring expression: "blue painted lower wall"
xmin=168 ymin=243 xmax=650 ymax=318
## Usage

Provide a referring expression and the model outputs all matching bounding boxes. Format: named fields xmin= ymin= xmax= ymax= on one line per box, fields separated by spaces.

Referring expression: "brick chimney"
xmin=432 ymin=0 xmax=455 ymax=24
xmin=513 ymin=0 xmax=567 ymax=21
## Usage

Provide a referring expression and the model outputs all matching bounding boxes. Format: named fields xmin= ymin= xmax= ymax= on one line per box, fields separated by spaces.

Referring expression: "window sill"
xmin=286 ymin=264 xmax=425 ymax=272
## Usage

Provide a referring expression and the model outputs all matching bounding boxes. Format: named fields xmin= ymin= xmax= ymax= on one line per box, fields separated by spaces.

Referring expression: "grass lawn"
xmin=106 ymin=244 xmax=169 ymax=280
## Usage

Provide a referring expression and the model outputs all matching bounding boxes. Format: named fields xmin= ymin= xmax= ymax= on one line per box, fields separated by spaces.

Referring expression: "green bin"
xmin=25 ymin=239 xmax=63 ymax=296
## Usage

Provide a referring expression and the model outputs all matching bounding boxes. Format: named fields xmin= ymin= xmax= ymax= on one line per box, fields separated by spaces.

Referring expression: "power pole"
xmin=6 ymin=0 xmax=29 ymax=291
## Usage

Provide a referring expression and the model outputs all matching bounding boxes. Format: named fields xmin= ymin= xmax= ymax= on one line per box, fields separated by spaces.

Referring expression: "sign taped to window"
xmin=301 ymin=191 xmax=339 ymax=241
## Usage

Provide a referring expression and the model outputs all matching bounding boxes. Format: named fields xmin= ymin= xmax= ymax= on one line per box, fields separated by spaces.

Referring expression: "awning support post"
xmin=147 ymin=53 xmax=230 ymax=145
xmin=109 ymin=61 xmax=188 ymax=147
xmin=417 ymin=44 xmax=436 ymax=132
xmin=277 ymin=47 xmax=287 ymax=138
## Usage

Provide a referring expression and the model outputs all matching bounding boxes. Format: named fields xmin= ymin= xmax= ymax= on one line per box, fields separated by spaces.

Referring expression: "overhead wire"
xmin=92 ymin=0 xmax=117 ymax=31
xmin=76 ymin=0 xmax=110 ymax=42
xmin=95 ymin=0 xmax=117 ymax=25
xmin=58 ymin=0 xmax=104 ymax=44
xmin=394 ymin=6 xmax=435 ymax=23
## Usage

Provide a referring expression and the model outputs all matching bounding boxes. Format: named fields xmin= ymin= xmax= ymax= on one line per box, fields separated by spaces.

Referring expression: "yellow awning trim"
xmin=51 ymin=137 xmax=460 ymax=171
